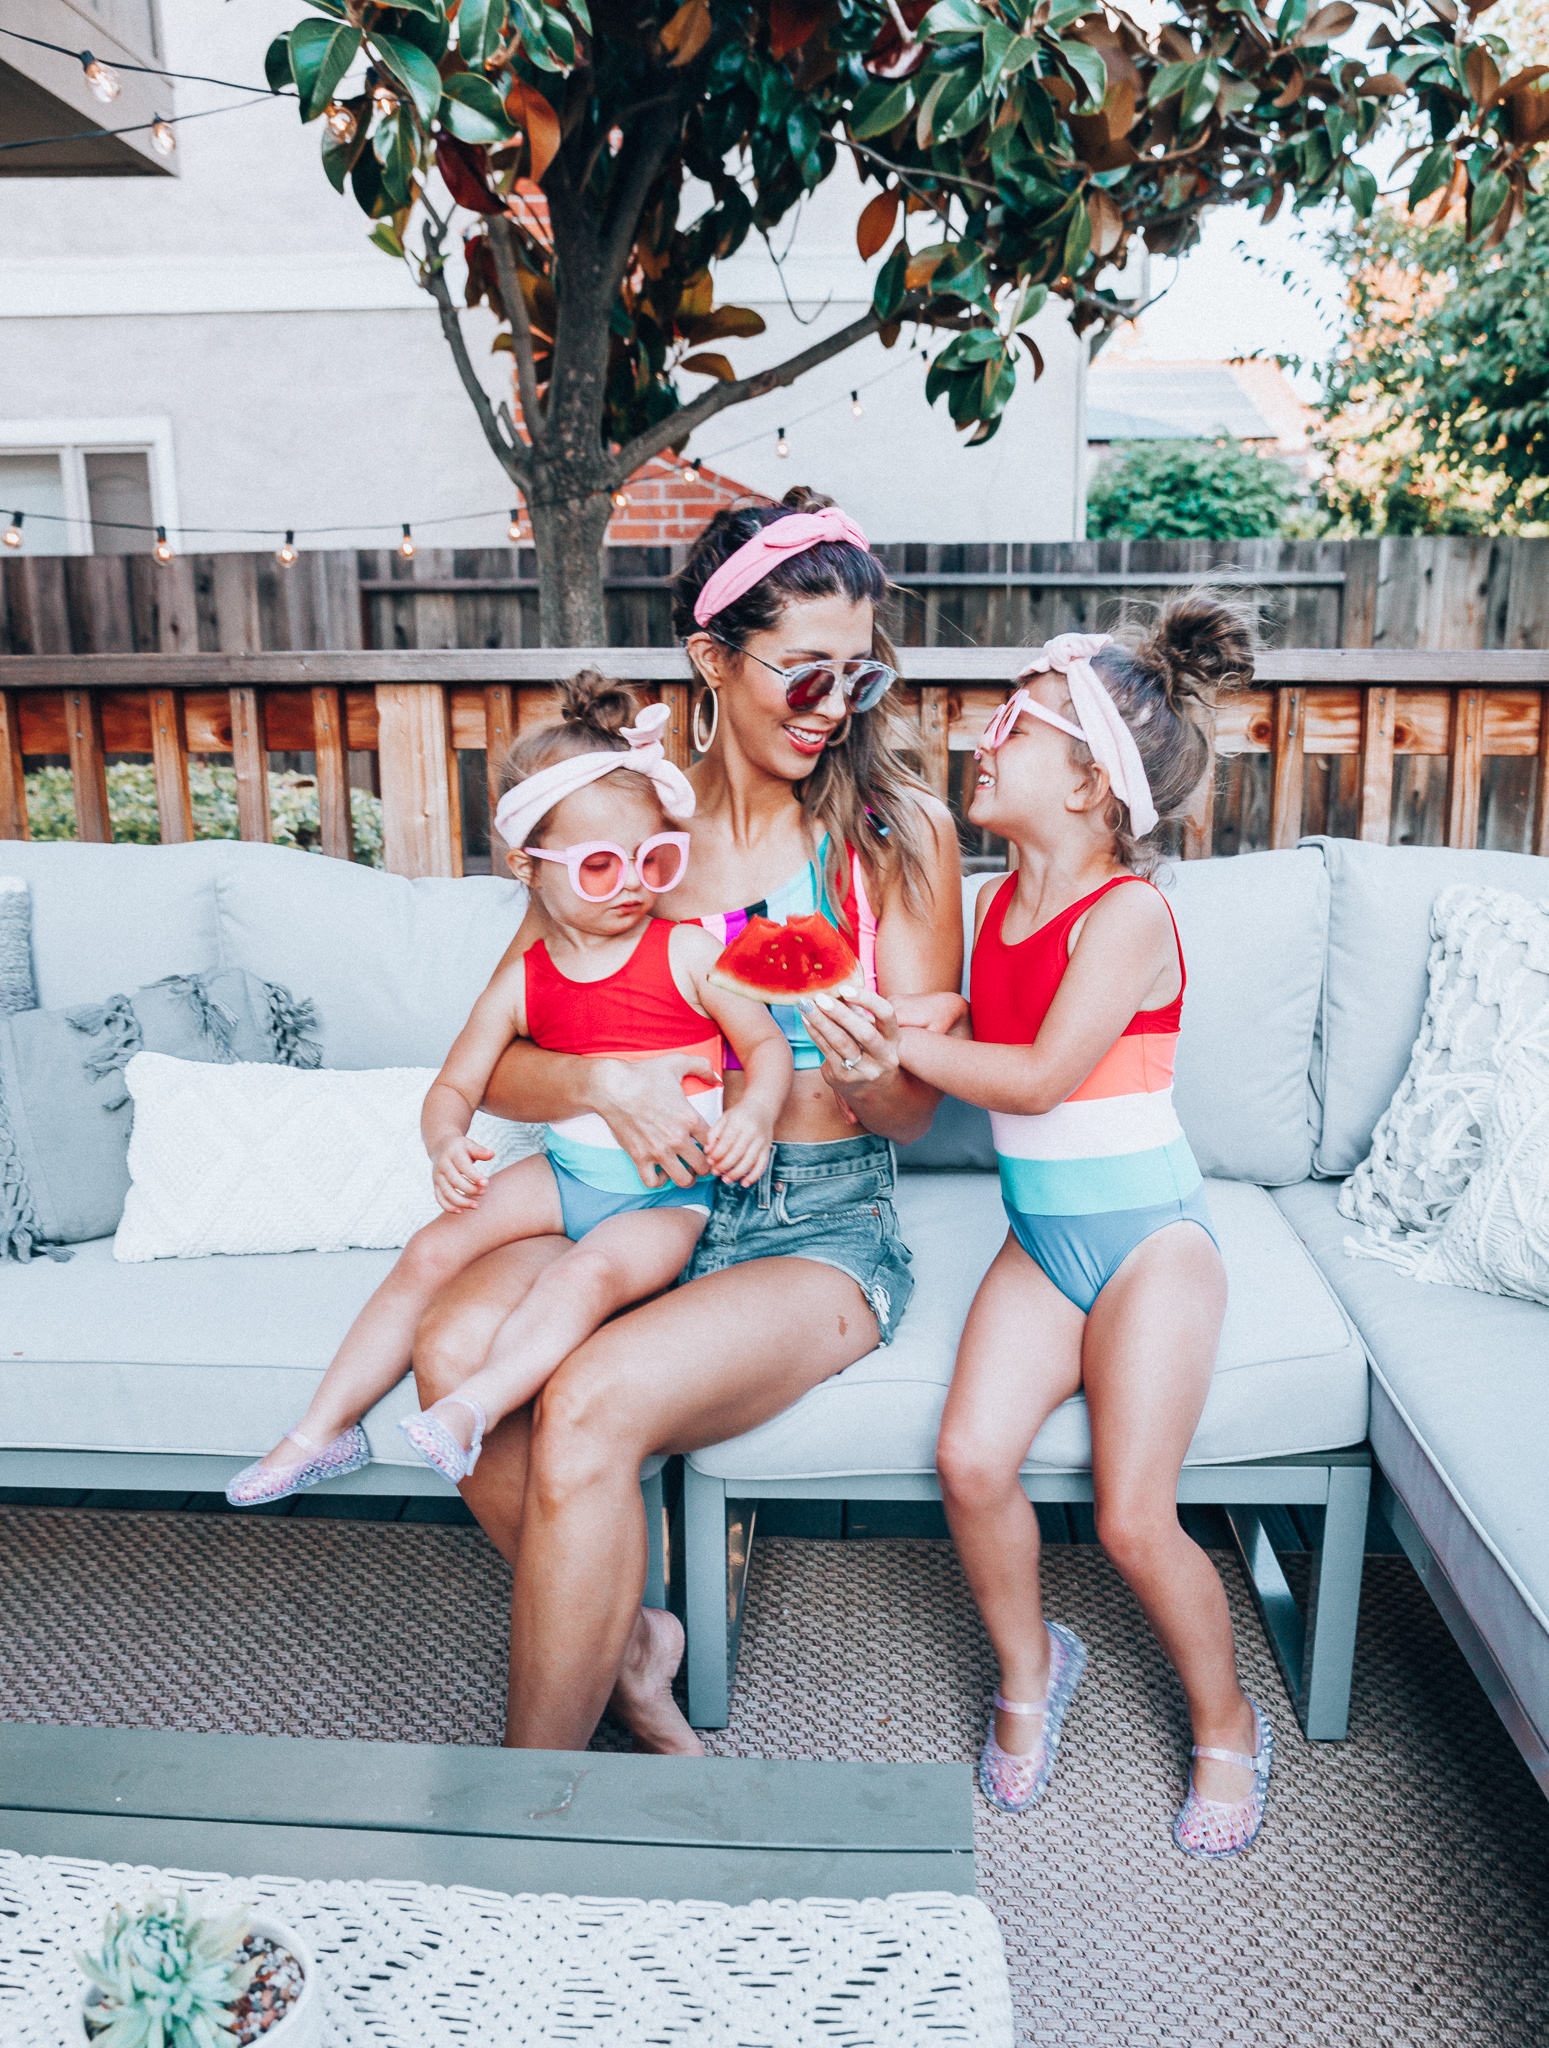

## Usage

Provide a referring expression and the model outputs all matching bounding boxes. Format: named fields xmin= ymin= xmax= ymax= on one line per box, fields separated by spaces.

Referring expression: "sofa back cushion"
xmin=1304 ymin=837 xmax=1549 ymax=1177
xmin=899 ymin=850 xmax=1327 ymax=1185
xmin=213 ymin=842 xmax=526 ymax=1067
xmin=0 ymin=842 xmax=221 ymax=1006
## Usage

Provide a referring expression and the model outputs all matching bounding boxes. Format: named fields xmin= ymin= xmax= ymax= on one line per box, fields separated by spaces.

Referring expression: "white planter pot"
xmin=80 ymin=1914 xmax=323 ymax=2048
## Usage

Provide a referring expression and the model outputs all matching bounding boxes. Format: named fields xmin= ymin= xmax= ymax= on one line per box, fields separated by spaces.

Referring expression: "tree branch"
xmin=489 ymin=215 xmax=548 ymax=457
xmin=600 ymin=90 xmax=687 ymax=301
xmin=606 ymin=304 xmax=886 ymax=484
xmin=421 ymin=211 xmax=532 ymax=485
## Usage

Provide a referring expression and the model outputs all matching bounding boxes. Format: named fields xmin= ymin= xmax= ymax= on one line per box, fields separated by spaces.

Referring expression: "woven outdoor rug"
xmin=2 ymin=1507 xmax=1547 ymax=2047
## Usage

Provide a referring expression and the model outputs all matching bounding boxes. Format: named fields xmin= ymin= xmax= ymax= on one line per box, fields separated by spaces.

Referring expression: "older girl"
xmin=409 ymin=490 xmax=963 ymax=1754
xmin=895 ymin=600 xmax=1270 ymax=1858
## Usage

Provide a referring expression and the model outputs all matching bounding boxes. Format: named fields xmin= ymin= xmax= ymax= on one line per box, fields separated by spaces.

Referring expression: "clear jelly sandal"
xmin=978 ymin=1619 xmax=1087 ymax=1814
xmin=225 ymin=1423 xmax=370 ymax=1507
xmin=399 ymin=1396 xmax=486 ymax=1483
xmin=1173 ymin=1697 xmax=1273 ymax=1859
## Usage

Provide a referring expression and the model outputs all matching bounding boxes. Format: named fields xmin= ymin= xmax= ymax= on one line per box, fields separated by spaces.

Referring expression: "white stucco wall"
xmin=0 ymin=0 xmax=1084 ymax=551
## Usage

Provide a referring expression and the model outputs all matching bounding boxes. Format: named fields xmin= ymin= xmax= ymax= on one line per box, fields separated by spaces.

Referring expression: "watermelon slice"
xmin=708 ymin=912 xmax=864 ymax=1006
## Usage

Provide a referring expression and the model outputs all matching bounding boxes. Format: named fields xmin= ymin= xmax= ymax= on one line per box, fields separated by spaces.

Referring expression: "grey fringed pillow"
xmin=0 ymin=969 xmax=321 ymax=1261
xmin=0 ymin=878 xmax=33 ymax=1016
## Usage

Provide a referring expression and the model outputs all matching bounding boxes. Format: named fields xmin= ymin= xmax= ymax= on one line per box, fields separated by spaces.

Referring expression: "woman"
xmin=413 ymin=489 xmax=964 ymax=1752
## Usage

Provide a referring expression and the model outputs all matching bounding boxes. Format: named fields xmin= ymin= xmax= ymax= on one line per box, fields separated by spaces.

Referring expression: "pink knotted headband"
xmin=692 ymin=507 xmax=872 ymax=627
xmin=492 ymin=701 xmax=696 ymax=852
xmin=978 ymin=633 xmax=1158 ymax=838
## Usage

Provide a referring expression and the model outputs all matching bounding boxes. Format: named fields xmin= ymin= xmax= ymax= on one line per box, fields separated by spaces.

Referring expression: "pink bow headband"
xmin=977 ymin=633 xmax=1159 ymax=838
xmin=692 ymin=507 xmax=871 ymax=627
xmin=492 ymin=701 xmax=696 ymax=852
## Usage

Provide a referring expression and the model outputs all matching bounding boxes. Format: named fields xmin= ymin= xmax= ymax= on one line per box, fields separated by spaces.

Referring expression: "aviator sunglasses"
xmin=522 ymin=833 xmax=690 ymax=903
xmin=711 ymin=634 xmax=896 ymax=715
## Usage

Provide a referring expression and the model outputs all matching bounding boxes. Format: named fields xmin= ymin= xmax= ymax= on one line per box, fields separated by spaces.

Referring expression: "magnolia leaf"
xmin=921 ymin=0 xmax=990 ymax=36
xmin=1271 ymin=62 xmax=1305 ymax=106
xmin=374 ymin=106 xmax=416 ymax=206
xmin=1468 ymin=164 xmax=1510 ymax=237
xmin=850 ymin=79 xmax=914 ymax=137
xmin=857 ymin=189 xmax=901 ymax=258
xmin=1425 ymin=0 xmax=1459 ymax=20
xmin=1063 ymin=194 xmax=1092 ymax=273
xmin=1018 ymin=331 xmax=1046 ymax=377
xmin=369 ymin=32 xmax=442 ymax=125
xmin=1054 ymin=36 xmax=1107 ymax=111
xmin=505 ymin=82 xmax=562 ymax=177
xmin=1342 ymin=159 xmax=1377 ymax=216
xmin=436 ymin=133 xmax=506 ymax=213
xmin=264 ymin=33 xmax=294 ymax=93
xmin=1087 ymin=187 xmax=1124 ymax=256
xmin=1507 ymin=77 xmax=1549 ymax=143
xmin=873 ymin=239 xmax=910 ymax=318
xmin=916 ymin=72 xmax=950 ymax=147
xmin=369 ymin=221 xmax=407 ymax=258
xmin=904 ymin=243 xmax=950 ymax=289
xmin=1294 ymin=1 xmax=1356 ymax=40
xmin=1357 ymin=71 xmax=1406 ymax=93
xmin=1407 ymin=138 xmax=1455 ymax=206
xmin=289 ymin=19 xmax=362 ymax=122
xmin=459 ymin=0 xmax=505 ymax=68
xmin=770 ymin=0 xmax=829 ymax=59
xmin=683 ymin=305 xmax=767 ymax=341
xmin=660 ymin=0 xmax=713 ymax=66
xmin=1464 ymin=44 xmax=1501 ymax=109
xmin=680 ymin=351 xmax=736 ymax=380
xmin=441 ymin=70 xmax=517 ymax=143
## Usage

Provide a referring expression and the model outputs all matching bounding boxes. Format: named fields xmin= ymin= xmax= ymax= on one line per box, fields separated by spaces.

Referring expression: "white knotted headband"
xmin=492 ymin=701 xmax=696 ymax=851
xmin=988 ymin=632 xmax=1158 ymax=838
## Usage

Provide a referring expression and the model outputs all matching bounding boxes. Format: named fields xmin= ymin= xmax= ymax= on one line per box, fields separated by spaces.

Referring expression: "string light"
xmin=398 ymin=522 xmax=416 ymax=559
xmin=4 ymin=513 xmax=22 ymax=551
xmin=324 ymin=101 xmax=357 ymax=145
xmin=851 ymin=390 xmax=864 ymax=418
xmin=275 ymin=529 xmax=298 ymax=567
xmin=776 ymin=428 xmax=790 ymax=457
xmin=372 ymin=82 xmax=399 ymax=120
xmin=80 ymin=52 xmax=122 ymax=103
xmin=681 ymin=457 xmax=702 ymax=484
xmin=507 ymin=506 xmax=523 ymax=541
xmin=612 ymin=491 xmax=629 ymax=508
xmin=153 ymin=525 xmax=174 ymax=564
xmin=149 ymin=114 xmax=175 ymax=157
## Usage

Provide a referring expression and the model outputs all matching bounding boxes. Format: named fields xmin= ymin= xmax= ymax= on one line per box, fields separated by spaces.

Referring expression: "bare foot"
xmin=609 ymin=1608 xmax=704 ymax=1757
xmin=1190 ymin=1695 xmax=1260 ymax=1803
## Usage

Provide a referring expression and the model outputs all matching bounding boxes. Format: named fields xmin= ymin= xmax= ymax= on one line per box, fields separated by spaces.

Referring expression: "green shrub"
xmin=1087 ymin=438 xmax=1302 ymax=540
xmin=25 ymin=762 xmax=384 ymax=866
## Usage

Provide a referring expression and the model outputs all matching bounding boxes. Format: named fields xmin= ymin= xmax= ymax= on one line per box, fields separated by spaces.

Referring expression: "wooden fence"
xmin=2 ymin=648 xmax=1546 ymax=878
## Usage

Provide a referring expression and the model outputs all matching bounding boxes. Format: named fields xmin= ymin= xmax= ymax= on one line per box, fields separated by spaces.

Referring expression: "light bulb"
xmin=851 ymin=391 xmax=864 ymax=418
xmin=373 ymin=83 xmax=399 ymax=120
xmin=153 ymin=526 xmax=174 ymax=564
xmin=325 ymin=101 xmax=357 ymax=145
xmin=3 ymin=514 xmax=22 ymax=551
xmin=682 ymin=457 xmax=702 ymax=484
xmin=81 ymin=53 xmax=122 ymax=104
xmin=150 ymin=116 xmax=176 ymax=158
xmin=398 ymin=523 xmax=416 ymax=559
xmin=776 ymin=429 xmax=790 ymax=458
xmin=612 ymin=491 xmax=629 ymax=508
xmin=508 ymin=507 xmax=523 ymax=541
xmin=276 ymin=530 xmax=298 ymax=568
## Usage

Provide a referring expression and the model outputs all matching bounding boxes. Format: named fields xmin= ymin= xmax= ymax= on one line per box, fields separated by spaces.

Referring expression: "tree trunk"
xmin=528 ymin=486 xmax=613 ymax=646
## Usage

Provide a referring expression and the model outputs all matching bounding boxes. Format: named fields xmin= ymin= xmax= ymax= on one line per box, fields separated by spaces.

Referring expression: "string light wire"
xmin=0 ymin=90 xmax=286 ymax=155
xmin=0 ymin=25 xmax=294 ymax=97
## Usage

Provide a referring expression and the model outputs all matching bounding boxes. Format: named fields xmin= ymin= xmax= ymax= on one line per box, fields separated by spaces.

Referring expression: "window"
xmin=0 ymin=420 xmax=175 ymax=555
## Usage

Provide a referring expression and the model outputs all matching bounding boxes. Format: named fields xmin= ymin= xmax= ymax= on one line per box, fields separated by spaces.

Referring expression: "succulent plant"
xmin=76 ymin=1888 xmax=256 ymax=2048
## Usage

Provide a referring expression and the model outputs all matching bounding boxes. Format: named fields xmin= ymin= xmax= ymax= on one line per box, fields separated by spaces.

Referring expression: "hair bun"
xmin=1137 ymin=590 xmax=1256 ymax=707
xmin=556 ymin=669 xmax=638 ymax=738
xmin=780 ymin=486 xmax=837 ymax=514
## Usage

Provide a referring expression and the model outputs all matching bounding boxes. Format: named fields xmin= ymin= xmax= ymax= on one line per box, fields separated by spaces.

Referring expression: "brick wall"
xmin=604 ymin=453 xmax=770 ymax=546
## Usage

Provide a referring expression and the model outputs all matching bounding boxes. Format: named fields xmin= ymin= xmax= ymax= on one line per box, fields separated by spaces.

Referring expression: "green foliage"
xmin=269 ymin=0 xmax=1544 ymax=457
xmin=77 ymin=1888 xmax=252 ymax=2048
xmin=26 ymin=763 xmax=385 ymax=866
xmin=1314 ymin=192 xmax=1549 ymax=530
xmin=1087 ymin=437 xmax=1301 ymax=539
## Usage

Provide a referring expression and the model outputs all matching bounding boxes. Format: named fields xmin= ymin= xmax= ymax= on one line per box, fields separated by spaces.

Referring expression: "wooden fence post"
xmin=659 ymin=680 xmax=690 ymax=771
xmin=66 ymin=689 xmax=111 ymax=842
xmin=1269 ymin=687 xmax=1306 ymax=849
xmin=917 ymin=685 xmax=950 ymax=800
xmin=149 ymin=688 xmax=194 ymax=844
xmin=1357 ymin=686 xmax=1395 ymax=843
xmin=311 ymin=687 xmax=353 ymax=861
xmin=229 ymin=687 xmax=272 ymax=842
xmin=0 ymin=692 xmax=27 ymax=840
xmin=376 ymin=682 xmax=462 ymax=878
xmin=484 ymin=684 xmax=515 ymax=863
xmin=1446 ymin=687 xmax=1486 ymax=849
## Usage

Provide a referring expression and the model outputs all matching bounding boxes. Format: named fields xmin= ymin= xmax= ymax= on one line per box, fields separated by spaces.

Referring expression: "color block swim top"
xmin=524 ymin=917 xmax=722 ymax=1194
xmin=969 ymin=873 xmax=1200 ymax=1219
xmin=697 ymin=835 xmax=878 ymax=1071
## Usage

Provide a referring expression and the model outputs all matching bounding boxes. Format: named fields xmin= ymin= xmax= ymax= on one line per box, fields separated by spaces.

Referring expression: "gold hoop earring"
xmin=692 ymin=686 xmax=719 ymax=754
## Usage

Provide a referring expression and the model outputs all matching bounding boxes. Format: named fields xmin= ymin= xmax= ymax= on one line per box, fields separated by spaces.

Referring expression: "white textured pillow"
xmin=1410 ymin=1037 xmax=1549 ymax=1305
xmin=1339 ymin=885 xmax=1549 ymax=1242
xmin=114 ymin=1052 xmax=544 ymax=1262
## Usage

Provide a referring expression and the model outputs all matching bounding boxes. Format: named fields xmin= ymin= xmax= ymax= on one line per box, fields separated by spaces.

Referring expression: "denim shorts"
xmin=682 ymin=1134 xmax=915 ymax=1344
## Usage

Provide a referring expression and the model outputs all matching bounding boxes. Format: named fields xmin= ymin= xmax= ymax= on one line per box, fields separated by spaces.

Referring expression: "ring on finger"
xmin=840 ymin=1055 xmax=858 ymax=1071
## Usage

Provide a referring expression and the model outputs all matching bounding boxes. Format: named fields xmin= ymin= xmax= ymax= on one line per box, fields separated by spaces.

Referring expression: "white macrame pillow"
xmin=114 ymin=1052 xmax=544 ymax=1262
xmin=1409 ymin=1037 xmax=1549 ymax=1306
xmin=1339 ymin=884 xmax=1549 ymax=1243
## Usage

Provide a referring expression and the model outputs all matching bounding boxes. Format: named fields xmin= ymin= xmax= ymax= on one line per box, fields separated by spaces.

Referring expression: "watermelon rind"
xmin=707 ymin=964 xmax=866 ymax=1007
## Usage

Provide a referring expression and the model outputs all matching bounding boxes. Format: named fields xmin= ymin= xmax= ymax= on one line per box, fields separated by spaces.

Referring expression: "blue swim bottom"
xmin=1004 ymin=1181 xmax=1219 ymax=1314
xmin=548 ymin=1157 xmax=713 ymax=1243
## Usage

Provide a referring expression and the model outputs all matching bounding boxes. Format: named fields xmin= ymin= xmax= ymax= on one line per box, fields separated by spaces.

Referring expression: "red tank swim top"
xmin=523 ymin=915 xmax=720 ymax=1070
xmin=970 ymin=873 xmax=1185 ymax=1051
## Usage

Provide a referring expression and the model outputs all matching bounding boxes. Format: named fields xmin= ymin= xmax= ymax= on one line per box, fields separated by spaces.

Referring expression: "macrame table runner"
xmin=0 ymin=1851 xmax=1013 ymax=2047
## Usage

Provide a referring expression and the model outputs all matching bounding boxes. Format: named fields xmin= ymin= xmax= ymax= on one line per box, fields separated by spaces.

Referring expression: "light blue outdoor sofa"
xmin=1 ymin=838 xmax=1545 ymax=1785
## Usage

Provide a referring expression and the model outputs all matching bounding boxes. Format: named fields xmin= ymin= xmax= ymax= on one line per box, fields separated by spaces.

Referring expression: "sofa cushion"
xmin=0 ymin=878 xmax=32 ymax=1014
xmin=213 ymin=842 xmax=526 ymax=1069
xmin=1274 ymin=1176 xmax=1549 ymax=1748
xmin=0 ymin=843 xmax=222 ymax=1008
xmin=898 ymin=850 xmax=1327 ymax=1187
xmin=689 ymin=1173 xmax=1368 ymax=1483
xmin=1301 ymin=838 xmax=1549 ymax=1178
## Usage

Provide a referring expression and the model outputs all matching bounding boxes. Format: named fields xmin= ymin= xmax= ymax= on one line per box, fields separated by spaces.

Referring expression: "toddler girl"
xmin=227 ymin=673 xmax=791 ymax=1503
xmin=894 ymin=599 xmax=1271 ymax=1858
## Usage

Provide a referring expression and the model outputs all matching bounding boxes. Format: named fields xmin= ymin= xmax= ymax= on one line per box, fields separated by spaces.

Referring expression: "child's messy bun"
xmin=495 ymin=670 xmax=657 ymax=847
xmin=1085 ymin=589 xmax=1257 ymax=872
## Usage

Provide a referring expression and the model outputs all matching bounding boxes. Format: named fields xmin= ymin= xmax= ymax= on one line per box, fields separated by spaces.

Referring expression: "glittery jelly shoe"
xmin=977 ymin=1620 xmax=1088 ymax=1814
xmin=1172 ymin=1698 xmax=1273 ymax=1859
xmin=224 ymin=1424 xmax=370 ymax=1507
xmin=399 ymin=1396 xmax=486 ymax=1483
